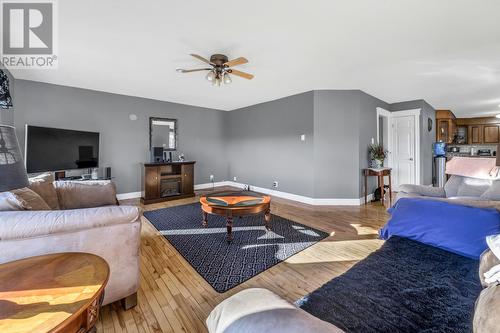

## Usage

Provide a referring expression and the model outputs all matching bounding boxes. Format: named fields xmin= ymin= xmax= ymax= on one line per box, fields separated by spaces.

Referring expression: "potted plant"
xmin=368 ymin=143 xmax=388 ymax=168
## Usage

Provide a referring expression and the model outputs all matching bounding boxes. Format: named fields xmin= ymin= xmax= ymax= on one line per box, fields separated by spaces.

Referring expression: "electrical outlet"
xmin=210 ymin=175 xmax=214 ymax=181
xmin=300 ymin=134 xmax=306 ymax=141
xmin=273 ymin=181 xmax=278 ymax=188
xmin=233 ymin=176 xmax=237 ymax=181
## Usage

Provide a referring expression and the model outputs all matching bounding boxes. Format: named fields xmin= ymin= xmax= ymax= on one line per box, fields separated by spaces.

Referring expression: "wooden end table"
xmin=200 ymin=190 xmax=271 ymax=243
xmin=363 ymin=168 xmax=392 ymax=205
xmin=0 ymin=253 xmax=109 ymax=333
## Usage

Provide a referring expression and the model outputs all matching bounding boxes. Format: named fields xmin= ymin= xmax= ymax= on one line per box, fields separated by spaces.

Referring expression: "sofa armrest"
xmin=398 ymin=184 xmax=446 ymax=198
xmin=207 ymin=288 xmax=343 ymax=333
xmin=0 ymin=206 xmax=140 ymax=241
xmin=479 ymin=249 xmax=500 ymax=288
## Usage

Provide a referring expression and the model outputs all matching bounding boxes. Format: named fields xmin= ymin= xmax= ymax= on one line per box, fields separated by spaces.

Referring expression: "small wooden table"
xmin=0 ymin=253 xmax=110 ymax=333
xmin=363 ymin=168 xmax=392 ymax=205
xmin=200 ymin=191 xmax=271 ymax=243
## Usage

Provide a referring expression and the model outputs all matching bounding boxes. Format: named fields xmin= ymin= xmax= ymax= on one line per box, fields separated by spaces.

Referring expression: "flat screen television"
xmin=25 ymin=125 xmax=100 ymax=173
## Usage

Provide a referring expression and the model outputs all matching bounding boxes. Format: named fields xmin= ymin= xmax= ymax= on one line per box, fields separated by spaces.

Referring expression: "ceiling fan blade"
xmin=224 ymin=57 xmax=248 ymax=67
xmin=229 ymin=69 xmax=254 ymax=80
xmin=190 ymin=54 xmax=215 ymax=65
xmin=176 ymin=68 xmax=211 ymax=73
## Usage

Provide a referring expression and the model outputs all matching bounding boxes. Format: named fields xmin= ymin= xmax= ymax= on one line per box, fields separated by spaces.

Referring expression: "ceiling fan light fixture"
xmin=205 ymin=71 xmax=215 ymax=82
xmin=223 ymin=73 xmax=232 ymax=85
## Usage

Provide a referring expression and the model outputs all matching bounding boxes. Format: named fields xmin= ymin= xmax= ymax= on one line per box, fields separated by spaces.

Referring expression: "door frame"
xmin=376 ymin=107 xmax=421 ymax=187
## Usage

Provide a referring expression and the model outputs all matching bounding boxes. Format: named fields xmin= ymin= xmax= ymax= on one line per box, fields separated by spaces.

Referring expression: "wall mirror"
xmin=149 ymin=117 xmax=177 ymax=151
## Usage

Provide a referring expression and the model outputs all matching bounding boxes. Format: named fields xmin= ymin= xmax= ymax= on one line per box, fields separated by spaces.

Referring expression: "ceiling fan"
xmin=176 ymin=54 xmax=254 ymax=86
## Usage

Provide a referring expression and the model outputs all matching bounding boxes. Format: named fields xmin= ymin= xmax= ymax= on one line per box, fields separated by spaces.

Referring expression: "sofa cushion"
xmin=480 ymin=181 xmax=500 ymax=201
xmin=456 ymin=177 xmax=492 ymax=198
xmin=11 ymin=188 xmax=51 ymax=210
xmin=54 ymin=180 xmax=117 ymax=210
xmin=0 ymin=192 xmax=27 ymax=211
xmin=473 ymin=285 xmax=500 ymax=333
xmin=206 ymin=288 xmax=342 ymax=333
xmin=28 ymin=173 xmax=59 ymax=210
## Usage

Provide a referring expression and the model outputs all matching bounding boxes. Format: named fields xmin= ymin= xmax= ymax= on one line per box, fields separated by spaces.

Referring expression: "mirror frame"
xmin=149 ymin=117 xmax=178 ymax=151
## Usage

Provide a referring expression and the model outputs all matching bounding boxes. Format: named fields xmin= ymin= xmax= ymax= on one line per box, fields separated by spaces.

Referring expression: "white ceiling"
xmin=10 ymin=0 xmax=500 ymax=117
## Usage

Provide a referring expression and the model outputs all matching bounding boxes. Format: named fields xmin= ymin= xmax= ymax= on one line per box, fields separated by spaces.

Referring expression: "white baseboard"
xmin=116 ymin=191 xmax=142 ymax=200
xmin=117 ymin=182 xmax=375 ymax=206
xmin=194 ymin=181 xmax=232 ymax=190
xmin=223 ymin=181 xmax=370 ymax=206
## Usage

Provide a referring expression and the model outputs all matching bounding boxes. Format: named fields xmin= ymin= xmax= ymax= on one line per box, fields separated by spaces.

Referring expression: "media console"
xmin=141 ymin=161 xmax=195 ymax=204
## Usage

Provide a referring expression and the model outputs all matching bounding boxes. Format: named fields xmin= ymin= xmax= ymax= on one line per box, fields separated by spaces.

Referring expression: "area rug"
xmin=297 ymin=236 xmax=482 ymax=333
xmin=144 ymin=203 xmax=329 ymax=293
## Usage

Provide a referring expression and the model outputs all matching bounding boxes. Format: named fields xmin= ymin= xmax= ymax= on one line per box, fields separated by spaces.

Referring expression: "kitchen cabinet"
xmin=436 ymin=110 xmax=456 ymax=143
xmin=456 ymin=117 xmax=500 ymax=145
xmin=483 ymin=125 xmax=500 ymax=144
xmin=469 ymin=125 xmax=483 ymax=144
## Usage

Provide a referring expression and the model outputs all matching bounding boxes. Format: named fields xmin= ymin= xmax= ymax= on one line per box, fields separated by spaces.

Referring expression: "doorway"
xmin=377 ymin=108 xmax=421 ymax=190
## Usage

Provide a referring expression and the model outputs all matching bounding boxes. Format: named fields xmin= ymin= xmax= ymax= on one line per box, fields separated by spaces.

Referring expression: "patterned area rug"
xmin=144 ymin=203 xmax=329 ymax=293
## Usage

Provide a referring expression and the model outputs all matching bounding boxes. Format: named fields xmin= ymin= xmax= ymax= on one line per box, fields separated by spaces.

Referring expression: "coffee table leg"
xmin=226 ymin=217 xmax=233 ymax=243
xmin=202 ymin=211 xmax=208 ymax=227
xmin=264 ymin=209 xmax=271 ymax=231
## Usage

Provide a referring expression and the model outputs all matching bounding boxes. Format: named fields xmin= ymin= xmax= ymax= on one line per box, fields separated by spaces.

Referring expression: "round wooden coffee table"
xmin=200 ymin=190 xmax=271 ymax=242
xmin=0 ymin=252 xmax=109 ymax=333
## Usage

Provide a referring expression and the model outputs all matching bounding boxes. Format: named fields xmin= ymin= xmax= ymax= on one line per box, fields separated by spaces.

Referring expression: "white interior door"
xmin=391 ymin=115 xmax=417 ymax=189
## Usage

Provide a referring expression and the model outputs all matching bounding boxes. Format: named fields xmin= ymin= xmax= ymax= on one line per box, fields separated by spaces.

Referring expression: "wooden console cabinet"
xmin=141 ymin=161 xmax=195 ymax=204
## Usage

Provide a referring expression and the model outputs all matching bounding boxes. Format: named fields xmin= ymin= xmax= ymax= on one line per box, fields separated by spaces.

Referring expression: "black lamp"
xmin=0 ymin=69 xmax=13 ymax=109
xmin=0 ymin=125 xmax=28 ymax=191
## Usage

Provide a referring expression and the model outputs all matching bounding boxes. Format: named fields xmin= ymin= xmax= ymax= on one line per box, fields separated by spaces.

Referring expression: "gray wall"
xmin=13 ymin=80 xmax=228 ymax=193
xmin=225 ymin=91 xmax=315 ymax=197
xmin=11 ymin=78 xmax=435 ymax=199
xmin=313 ymin=90 xmax=360 ymax=198
xmin=390 ymin=99 xmax=436 ymax=185
xmin=358 ymin=92 xmax=391 ymax=195
xmin=226 ymin=89 xmax=390 ymax=199
xmin=313 ymin=90 xmax=390 ymax=199
xmin=0 ymin=67 xmax=15 ymax=126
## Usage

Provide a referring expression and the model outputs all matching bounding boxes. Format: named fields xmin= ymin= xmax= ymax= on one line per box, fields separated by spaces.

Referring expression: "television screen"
xmin=26 ymin=125 xmax=100 ymax=173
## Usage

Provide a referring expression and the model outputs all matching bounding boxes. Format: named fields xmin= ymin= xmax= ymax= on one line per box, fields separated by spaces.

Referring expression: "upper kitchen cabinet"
xmin=436 ymin=110 xmax=456 ymax=143
xmin=456 ymin=117 xmax=500 ymax=144
xmin=483 ymin=125 xmax=500 ymax=144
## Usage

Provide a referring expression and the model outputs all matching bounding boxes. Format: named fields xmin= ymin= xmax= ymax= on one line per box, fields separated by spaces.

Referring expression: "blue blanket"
xmin=380 ymin=198 xmax=500 ymax=259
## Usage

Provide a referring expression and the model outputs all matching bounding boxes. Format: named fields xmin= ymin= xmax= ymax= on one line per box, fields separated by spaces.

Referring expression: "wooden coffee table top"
xmin=200 ymin=190 xmax=270 ymax=208
xmin=0 ymin=252 xmax=109 ymax=333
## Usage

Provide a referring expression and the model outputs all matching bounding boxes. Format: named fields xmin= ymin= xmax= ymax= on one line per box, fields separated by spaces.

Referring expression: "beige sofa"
xmin=208 ymin=250 xmax=500 ymax=333
xmin=0 ymin=175 xmax=141 ymax=308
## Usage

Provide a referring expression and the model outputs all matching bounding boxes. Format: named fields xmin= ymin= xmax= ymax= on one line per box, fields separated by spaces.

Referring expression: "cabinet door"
xmin=145 ymin=166 xmax=159 ymax=199
xmin=181 ymin=164 xmax=194 ymax=194
xmin=469 ymin=125 xmax=483 ymax=144
xmin=483 ymin=125 xmax=500 ymax=144
xmin=437 ymin=120 xmax=449 ymax=142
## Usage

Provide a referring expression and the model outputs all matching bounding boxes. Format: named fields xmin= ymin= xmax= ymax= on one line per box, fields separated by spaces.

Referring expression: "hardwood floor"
xmin=96 ymin=187 xmax=390 ymax=333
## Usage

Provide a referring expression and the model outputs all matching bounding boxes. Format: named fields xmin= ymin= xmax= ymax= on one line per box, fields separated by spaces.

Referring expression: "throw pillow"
xmin=28 ymin=173 xmax=60 ymax=210
xmin=0 ymin=191 xmax=28 ymax=211
xmin=54 ymin=181 xmax=118 ymax=210
xmin=11 ymin=187 xmax=51 ymax=210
